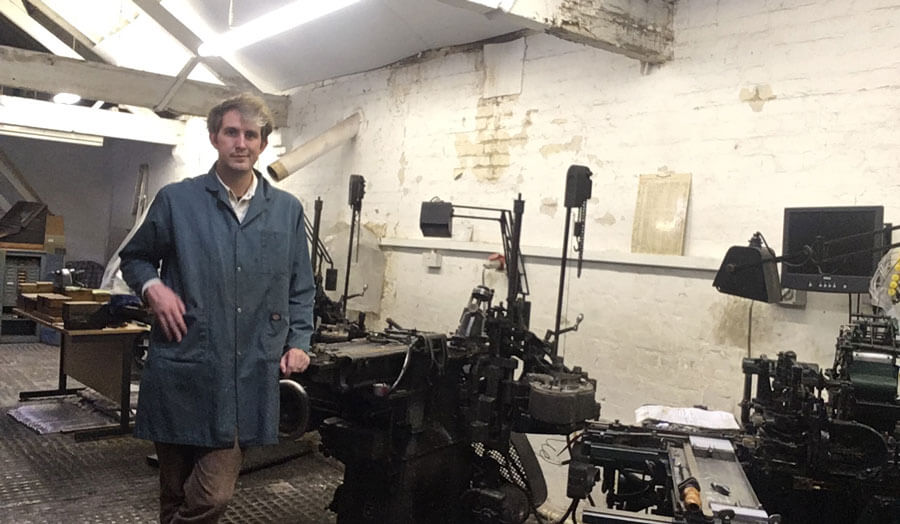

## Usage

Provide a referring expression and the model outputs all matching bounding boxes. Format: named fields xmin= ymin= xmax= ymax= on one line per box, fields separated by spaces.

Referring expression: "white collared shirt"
xmin=216 ymin=172 xmax=257 ymax=223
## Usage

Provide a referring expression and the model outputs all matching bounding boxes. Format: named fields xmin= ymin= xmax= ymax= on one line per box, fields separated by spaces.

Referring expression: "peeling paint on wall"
xmin=453 ymin=98 xmax=534 ymax=183
xmin=397 ymin=152 xmax=407 ymax=185
xmin=739 ymin=84 xmax=776 ymax=112
xmin=455 ymin=135 xmax=484 ymax=158
xmin=387 ymin=64 xmax=417 ymax=105
xmin=656 ymin=165 xmax=676 ymax=176
xmin=586 ymin=154 xmax=603 ymax=168
xmin=553 ymin=0 xmax=674 ymax=63
xmin=595 ymin=211 xmax=616 ymax=225
xmin=540 ymin=135 xmax=583 ymax=157
xmin=364 ymin=221 xmax=387 ymax=238
xmin=540 ymin=197 xmax=558 ymax=217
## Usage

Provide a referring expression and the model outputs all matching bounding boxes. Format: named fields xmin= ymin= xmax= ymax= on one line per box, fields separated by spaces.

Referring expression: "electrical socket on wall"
xmin=778 ymin=288 xmax=807 ymax=309
xmin=422 ymin=250 xmax=442 ymax=269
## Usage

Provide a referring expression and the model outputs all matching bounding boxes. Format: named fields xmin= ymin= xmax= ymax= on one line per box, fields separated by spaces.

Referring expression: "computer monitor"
xmin=781 ymin=206 xmax=887 ymax=293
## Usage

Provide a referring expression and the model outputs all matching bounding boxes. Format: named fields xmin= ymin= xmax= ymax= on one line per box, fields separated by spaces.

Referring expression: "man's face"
xmin=209 ymin=109 xmax=267 ymax=177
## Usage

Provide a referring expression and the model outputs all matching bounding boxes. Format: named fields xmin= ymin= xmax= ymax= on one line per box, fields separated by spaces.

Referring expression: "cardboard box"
xmin=44 ymin=214 xmax=65 ymax=253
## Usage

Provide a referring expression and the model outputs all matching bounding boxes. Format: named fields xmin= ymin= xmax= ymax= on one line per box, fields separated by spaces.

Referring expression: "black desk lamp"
xmin=713 ymin=232 xmax=783 ymax=303
xmin=419 ymin=196 xmax=530 ymax=327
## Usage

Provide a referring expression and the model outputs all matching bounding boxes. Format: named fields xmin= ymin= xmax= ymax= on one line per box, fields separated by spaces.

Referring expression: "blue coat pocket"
xmin=150 ymin=309 xmax=208 ymax=363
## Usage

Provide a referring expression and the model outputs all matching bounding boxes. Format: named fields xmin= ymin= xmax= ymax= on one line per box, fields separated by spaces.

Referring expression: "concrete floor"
xmin=0 ymin=341 xmax=341 ymax=523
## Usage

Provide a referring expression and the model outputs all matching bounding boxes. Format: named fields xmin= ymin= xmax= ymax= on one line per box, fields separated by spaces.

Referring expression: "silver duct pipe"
xmin=267 ymin=112 xmax=362 ymax=181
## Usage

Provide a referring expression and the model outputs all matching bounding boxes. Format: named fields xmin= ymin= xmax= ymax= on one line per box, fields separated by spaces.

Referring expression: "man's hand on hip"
xmin=144 ymin=282 xmax=187 ymax=342
xmin=280 ymin=348 xmax=310 ymax=376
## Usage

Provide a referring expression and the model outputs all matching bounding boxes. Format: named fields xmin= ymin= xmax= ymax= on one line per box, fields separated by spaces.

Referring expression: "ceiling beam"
xmin=445 ymin=0 xmax=673 ymax=63
xmin=6 ymin=1 xmax=235 ymax=119
xmin=0 ymin=0 xmax=80 ymax=58
xmin=0 ymin=147 xmax=42 ymax=203
xmin=5 ymin=0 xmax=222 ymax=119
xmin=0 ymin=45 xmax=289 ymax=126
xmin=155 ymin=56 xmax=200 ymax=113
xmin=21 ymin=0 xmax=105 ymax=63
xmin=548 ymin=0 xmax=673 ymax=63
xmin=131 ymin=0 xmax=259 ymax=93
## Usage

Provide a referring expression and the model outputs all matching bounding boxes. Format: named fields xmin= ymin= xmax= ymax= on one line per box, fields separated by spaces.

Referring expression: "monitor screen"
xmin=781 ymin=206 xmax=886 ymax=293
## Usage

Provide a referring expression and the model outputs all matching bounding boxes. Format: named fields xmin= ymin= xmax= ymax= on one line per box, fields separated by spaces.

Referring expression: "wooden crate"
xmin=63 ymin=286 xmax=94 ymax=301
xmin=63 ymin=301 xmax=108 ymax=330
xmin=17 ymin=293 xmax=38 ymax=311
xmin=36 ymin=293 xmax=70 ymax=319
xmin=91 ymin=289 xmax=111 ymax=303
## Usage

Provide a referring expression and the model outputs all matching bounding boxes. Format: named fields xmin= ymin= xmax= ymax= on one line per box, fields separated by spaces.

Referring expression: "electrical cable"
xmin=538 ymin=437 xmax=571 ymax=465
xmin=764 ymin=231 xmax=809 ymax=268
xmin=564 ymin=431 xmax=576 ymax=456
xmin=556 ymin=498 xmax=579 ymax=524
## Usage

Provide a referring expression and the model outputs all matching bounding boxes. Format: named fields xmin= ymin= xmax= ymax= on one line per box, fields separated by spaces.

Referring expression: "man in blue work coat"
xmin=120 ymin=93 xmax=314 ymax=523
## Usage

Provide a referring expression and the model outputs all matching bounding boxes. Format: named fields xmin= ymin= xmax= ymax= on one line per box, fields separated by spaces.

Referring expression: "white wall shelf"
xmin=379 ymin=237 xmax=721 ymax=273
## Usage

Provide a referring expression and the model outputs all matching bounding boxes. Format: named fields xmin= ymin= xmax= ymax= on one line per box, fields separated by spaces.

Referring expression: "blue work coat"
xmin=120 ymin=167 xmax=314 ymax=447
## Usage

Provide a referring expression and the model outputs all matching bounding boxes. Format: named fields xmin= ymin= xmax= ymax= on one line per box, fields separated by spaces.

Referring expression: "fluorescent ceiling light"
xmin=198 ymin=0 xmax=363 ymax=57
xmin=52 ymin=92 xmax=82 ymax=105
xmin=0 ymin=124 xmax=104 ymax=147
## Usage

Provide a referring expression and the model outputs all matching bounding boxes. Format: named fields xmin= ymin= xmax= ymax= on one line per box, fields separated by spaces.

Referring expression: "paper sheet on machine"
xmin=635 ymin=404 xmax=740 ymax=430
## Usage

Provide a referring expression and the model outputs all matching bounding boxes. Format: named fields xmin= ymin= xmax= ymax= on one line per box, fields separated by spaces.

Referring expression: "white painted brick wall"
xmin=278 ymin=0 xmax=900 ymax=507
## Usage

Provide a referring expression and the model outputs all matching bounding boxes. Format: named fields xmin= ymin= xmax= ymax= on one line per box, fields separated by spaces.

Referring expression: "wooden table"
xmin=15 ymin=308 xmax=149 ymax=441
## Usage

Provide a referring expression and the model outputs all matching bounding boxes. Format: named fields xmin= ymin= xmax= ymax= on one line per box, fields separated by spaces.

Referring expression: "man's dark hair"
xmin=207 ymin=93 xmax=274 ymax=142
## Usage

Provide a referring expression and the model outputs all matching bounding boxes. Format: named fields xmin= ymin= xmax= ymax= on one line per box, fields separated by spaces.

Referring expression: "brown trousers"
xmin=154 ymin=439 xmax=243 ymax=524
